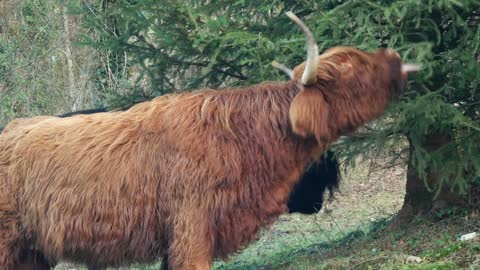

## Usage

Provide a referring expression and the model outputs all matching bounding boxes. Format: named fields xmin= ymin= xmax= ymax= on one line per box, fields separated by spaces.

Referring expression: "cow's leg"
xmin=167 ymin=214 xmax=213 ymax=270
xmin=0 ymin=199 xmax=20 ymax=269
xmin=167 ymin=251 xmax=211 ymax=270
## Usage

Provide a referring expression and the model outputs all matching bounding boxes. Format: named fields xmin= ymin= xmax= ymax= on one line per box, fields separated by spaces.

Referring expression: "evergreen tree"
xmin=317 ymin=0 xmax=480 ymax=220
xmin=81 ymin=0 xmax=480 ymax=221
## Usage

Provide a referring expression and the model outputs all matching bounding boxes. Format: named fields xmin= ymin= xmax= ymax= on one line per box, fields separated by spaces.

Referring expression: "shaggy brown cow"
xmin=0 ymin=107 xmax=340 ymax=217
xmin=0 ymin=12 xmax=419 ymax=270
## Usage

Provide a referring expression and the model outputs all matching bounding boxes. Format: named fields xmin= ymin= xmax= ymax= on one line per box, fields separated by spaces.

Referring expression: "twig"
xmin=2 ymin=38 xmax=71 ymax=77
xmin=298 ymin=0 xmax=353 ymax=38
xmin=326 ymin=212 xmax=346 ymax=237
xmin=348 ymin=256 xmax=388 ymax=270
xmin=365 ymin=200 xmax=390 ymax=217
xmin=313 ymin=214 xmax=335 ymax=243
xmin=466 ymin=221 xmax=480 ymax=232
xmin=84 ymin=2 xmax=119 ymax=37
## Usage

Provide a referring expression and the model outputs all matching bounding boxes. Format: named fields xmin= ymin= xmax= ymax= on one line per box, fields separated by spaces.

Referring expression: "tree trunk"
xmin=61 ymin=4 xmax=80 ymax=111
xmin=394 ymin=132 xmax=467 ymax=224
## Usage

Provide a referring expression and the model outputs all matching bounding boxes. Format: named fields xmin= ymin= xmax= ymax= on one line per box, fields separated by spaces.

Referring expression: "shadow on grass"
xmin=213 ymin=218 xmax=392 ymax=270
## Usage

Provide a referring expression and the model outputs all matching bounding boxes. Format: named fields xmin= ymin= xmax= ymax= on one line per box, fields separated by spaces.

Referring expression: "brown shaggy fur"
xmin=0 ymin=46 xmax=409 ymax=269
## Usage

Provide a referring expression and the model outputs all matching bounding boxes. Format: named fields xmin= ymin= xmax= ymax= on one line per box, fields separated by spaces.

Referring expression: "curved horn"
xmin=271 ymin=60 xmax=294 ymax=79
xmin=286 ymin=11 xmax=318 ymax=85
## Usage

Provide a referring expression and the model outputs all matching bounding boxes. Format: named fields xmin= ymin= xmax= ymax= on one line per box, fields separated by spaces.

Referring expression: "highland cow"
xmin=1 ymin=105 xmax=339 ymax=215
xmin=0 ymin=12 xmax=419 ymax=270
xmin=0 ymin=106 xmax=338 ymax=216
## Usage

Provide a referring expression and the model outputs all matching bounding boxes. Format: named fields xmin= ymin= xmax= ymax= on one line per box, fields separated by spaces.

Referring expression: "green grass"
xmin=255 ymin=210 xmax=480 ymax=270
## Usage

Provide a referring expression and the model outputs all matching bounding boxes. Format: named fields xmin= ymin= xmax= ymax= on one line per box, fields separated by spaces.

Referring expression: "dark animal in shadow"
xmin=287 ymin=150 xmax=340 ymax=214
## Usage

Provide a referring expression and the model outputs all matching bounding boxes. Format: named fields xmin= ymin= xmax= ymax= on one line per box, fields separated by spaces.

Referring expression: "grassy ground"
xmin=56 ymin=157 xmax=480 ymax=270
xmin=209 ymin=156 xmax=407 ymax=270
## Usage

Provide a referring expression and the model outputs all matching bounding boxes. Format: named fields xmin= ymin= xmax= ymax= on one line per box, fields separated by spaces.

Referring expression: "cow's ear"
xmin=289 ymin=89 xmax=330 ymax=148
